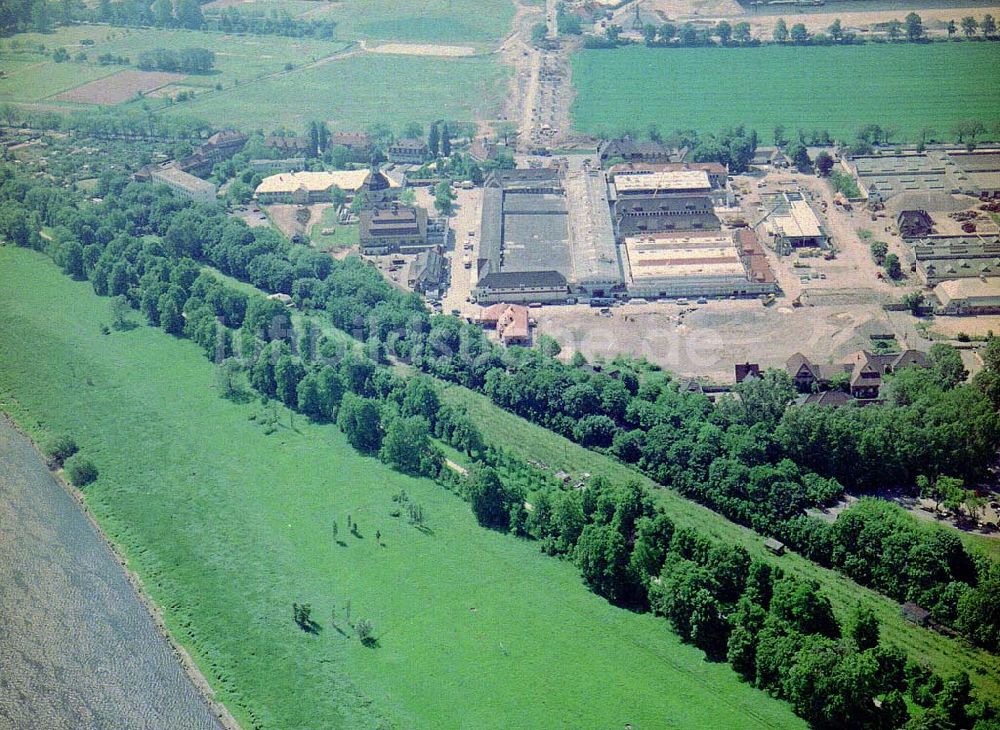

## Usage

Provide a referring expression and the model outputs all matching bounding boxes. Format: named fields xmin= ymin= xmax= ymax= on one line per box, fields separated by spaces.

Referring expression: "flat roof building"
xmin=614 ymin=170 xmax=712 ymax=195
xmin=477 ymin=169 xmax=577 ymax=301
xmin=850 ymin=149 xmax=1000 ymax=201
xmin=757 ymin=192 xmax=828 ymax=254
xmin=149 ymin=165 xmax=217 ymax=204
xmin=913 ymin=235 xmax=1000 ymax=285
xmin=475 ymin=270 xmax=568 ymax=304
xmin=359 ymin=204 xmax=430 ymax=255
xmin=564 ymin=165 xmax=622 ymax=296
xmin=621 ymin=230 xmax=776 ymax=299
xmin=613 ymin=193 xmax=720 ymax=238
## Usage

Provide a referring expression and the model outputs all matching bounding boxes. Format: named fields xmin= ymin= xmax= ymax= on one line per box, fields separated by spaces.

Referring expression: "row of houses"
xmin=786 ymin=349 xmax=928 ymax=401
xmin=848 ymin=150 xmax=1000 ymax=203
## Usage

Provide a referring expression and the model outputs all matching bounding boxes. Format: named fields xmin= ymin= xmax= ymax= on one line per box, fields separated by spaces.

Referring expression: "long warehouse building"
xmin=622 ymin=229 xmax=776 ymax=299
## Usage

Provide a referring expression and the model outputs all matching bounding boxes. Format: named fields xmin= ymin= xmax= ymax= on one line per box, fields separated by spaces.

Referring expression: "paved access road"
xmin=0 ymin=420 xmax=222 ymax=730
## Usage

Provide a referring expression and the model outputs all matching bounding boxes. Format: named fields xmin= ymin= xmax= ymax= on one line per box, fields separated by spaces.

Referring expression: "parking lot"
xmin=412 ymin=185 xmax=482 ymax=317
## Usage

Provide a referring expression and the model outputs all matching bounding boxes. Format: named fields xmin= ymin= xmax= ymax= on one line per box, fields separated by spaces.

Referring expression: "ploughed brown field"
xmin=53 ymin=70 xmax=185 ymax=105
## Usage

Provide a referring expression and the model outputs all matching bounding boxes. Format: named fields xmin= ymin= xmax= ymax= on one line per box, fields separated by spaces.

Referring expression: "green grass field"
xmin=310 ymin=208 xmax=358 ymax=251
xmin=0 ymin=246 xmax=805 ymax=729
xmin=323 ymin=0 xmax=515 ymax=43
xmin=199 ymin=0 xmax=515 ymax=43
xmin=0 ymin=27 xmax=351 ymax=110
xmin=571 ymin=43 xmax=1000 ymax=141
xmin=165 ymin=51 xmax=508 ymax=131
xmin=435 ymin=380 xmax=1000 ymax=699
xmin=0 ymin=52 xmax=120 ymax=103
xmin=0 ymin=24 xmax=507 ymax=131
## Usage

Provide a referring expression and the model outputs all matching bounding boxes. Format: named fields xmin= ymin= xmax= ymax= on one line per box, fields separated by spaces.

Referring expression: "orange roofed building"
xmin=475 ymin=303 xmax=531 ymax=346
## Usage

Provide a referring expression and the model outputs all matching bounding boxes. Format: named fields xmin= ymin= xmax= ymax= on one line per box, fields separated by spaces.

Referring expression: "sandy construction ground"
xmin=369 ymin=43 xmax=477 ymax=57
xmin=929 ymin=314 xmax=1000 ymax=338
xmin=535 ymin=298 xmax=914 ymax=381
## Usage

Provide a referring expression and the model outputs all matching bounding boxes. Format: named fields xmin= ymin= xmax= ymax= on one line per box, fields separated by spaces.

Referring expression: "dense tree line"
xmin=4 ymin=0 xmax=337 ymax=37
xmin=1 ymin=163 xmax=998 ymax=653
xmin=0 ymin=0 xmax=56 ymax=33
xmin=136 ymin=47 xmax=215 ymax=74
xmin=205 ymin=7 xmax=337 ymax=38
xmin=4 ymin=165 xmax=1000 ymax=724
xmin=4 ymin=105 xmax=211 ymax=141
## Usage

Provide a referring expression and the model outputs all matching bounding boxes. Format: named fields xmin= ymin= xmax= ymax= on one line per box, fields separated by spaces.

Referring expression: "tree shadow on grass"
xmin=221 ymin=388 xmax=254 ymax=405
xmin=297 ymin=619 xmax=322 ymax=635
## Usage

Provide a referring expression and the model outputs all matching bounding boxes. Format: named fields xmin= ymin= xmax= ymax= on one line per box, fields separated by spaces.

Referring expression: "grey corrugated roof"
xmin=477 ymin=270 xmax=567 ymax=290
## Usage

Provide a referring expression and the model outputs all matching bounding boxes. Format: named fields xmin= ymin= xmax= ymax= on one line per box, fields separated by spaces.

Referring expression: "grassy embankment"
xmin=208 ymin=245 xmax=1000 ymax=699
xmin=0 ymin=245 xmax=804 ymax=729
xmin=435 ymin=383 xmax=1000 ymax=699
xmin=571 ymin=43 xmax=1000 ymax=140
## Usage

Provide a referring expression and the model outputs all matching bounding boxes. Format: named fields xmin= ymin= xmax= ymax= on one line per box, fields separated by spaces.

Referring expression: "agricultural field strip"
xmin=0 ymin=52 xmax=123 ymax=102
xmin=0 ymin=247 xmax=804 ymax=729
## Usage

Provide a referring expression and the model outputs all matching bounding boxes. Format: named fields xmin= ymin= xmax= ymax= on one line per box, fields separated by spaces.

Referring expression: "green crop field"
xmin=436 ymin=381 xmax=1000 ymax=699
xmin=164 ymin=51 xmax=508 ymax=131
xmin=324 ymin=0 xmax=515 ymax=44
xmin=200 ymin=0 xmax=515 ymax=43
xmin=571 ymin=43 xmax=1000 ymax=141
xmin=0 ymin=246 xmax=804 ymax=729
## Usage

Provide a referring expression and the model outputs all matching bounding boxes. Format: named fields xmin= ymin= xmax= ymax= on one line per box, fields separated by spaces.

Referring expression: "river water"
xmin=0 ymin=420 xmax=223 ymax=730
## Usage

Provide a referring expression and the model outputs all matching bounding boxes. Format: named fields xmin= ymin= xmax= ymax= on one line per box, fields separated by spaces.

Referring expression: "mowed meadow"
xmin=0 ymin=246 xmax=805 ymax=729
xmin=571 ymin=43 xmax=1000 ymax=140
xmin=0 ymin=23 xmax=508 ymax=130
xmin=169 ymin=52 xmax=508 ymax=131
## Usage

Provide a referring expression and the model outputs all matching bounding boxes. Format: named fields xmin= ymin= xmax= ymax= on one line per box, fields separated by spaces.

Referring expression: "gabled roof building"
xmin=787 ymin=349 xmax=928 ymax=400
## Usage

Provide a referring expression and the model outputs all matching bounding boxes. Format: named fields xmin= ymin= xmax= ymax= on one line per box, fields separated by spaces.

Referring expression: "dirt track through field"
xmin=0 ymin=419 xmax=224 ymax=730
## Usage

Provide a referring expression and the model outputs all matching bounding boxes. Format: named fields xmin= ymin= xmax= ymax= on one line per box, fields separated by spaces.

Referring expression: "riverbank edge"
xmin=0 ymin=406 xmax=242 ymax=730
